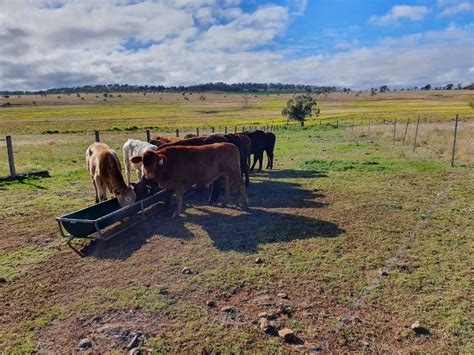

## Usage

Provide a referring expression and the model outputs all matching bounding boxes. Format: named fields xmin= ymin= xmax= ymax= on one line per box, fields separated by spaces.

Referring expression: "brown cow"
xmin=184 ymin=133 xmax=198 ymax=139
xmin=131 ymin=143 xmax=248 ymax=217
xmin=86 ymin=143 xmax=136 ymax=207
xmin=150 ymin=135 xmax=180 ymax=147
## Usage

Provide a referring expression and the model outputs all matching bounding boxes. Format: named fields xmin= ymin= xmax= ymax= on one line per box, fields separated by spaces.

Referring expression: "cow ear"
xmin=131 ymin=156 xmax=142 ymax=164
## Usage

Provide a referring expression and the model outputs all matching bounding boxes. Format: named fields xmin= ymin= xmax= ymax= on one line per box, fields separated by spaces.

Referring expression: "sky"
xmin=0 ymin=0 xmax=473 ymax=90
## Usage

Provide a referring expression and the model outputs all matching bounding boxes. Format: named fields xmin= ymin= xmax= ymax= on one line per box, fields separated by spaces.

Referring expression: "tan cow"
xmin=86 ymin=142 xmax=136 ymax=207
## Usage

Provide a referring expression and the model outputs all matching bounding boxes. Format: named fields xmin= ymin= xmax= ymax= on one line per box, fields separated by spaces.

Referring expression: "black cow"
xmin=264 ymin=132 xmax=276 ymax=170
xmin=242 ymin=130 xmax=267 ymax=172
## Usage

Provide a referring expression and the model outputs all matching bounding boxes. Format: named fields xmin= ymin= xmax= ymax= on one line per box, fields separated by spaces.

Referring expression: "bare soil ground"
xmin=1 ymin=125 xmax=472 ymax=352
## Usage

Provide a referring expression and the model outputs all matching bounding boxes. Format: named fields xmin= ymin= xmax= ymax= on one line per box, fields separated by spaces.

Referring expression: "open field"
xmin=0 ymin=90 xmax=473 ymax=134
xmin=1 ymin=121 xmax=473 ymax=352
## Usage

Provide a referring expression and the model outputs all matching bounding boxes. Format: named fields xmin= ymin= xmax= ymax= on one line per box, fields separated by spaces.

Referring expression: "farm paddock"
xmin=0 ymin=124 xmax=472 ymax=353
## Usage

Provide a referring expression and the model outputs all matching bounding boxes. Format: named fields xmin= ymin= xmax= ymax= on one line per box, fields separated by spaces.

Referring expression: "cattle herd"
xmin=86 ymin=130 xmax=276 ymax=217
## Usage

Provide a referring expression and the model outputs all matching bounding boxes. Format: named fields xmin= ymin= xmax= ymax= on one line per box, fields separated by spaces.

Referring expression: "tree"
xmin=421 ymin=84 xmax=431 ymax=90
xmin=446 ymin=83 xmax=454 ymax=90
xmin=281 ymin=95 xmax=319 ymax=127
xmin=379 ymin=85 xmax=389 ymax=93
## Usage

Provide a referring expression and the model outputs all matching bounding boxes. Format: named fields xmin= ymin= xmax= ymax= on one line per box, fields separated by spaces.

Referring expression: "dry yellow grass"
xmin=351 ymin=120 xmax=474 ymax=165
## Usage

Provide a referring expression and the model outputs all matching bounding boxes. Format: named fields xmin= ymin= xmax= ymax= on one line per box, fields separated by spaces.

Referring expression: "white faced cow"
xmin=86 ymin=142 xmax=136 ymax=207
xmin=123 ymin=139 xmax=158 ymax=185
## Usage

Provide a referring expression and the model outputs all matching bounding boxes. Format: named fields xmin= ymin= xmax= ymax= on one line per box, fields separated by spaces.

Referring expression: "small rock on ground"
xmin=206 ymin=300 xmax=216 ymax=307
xmin=255 ymin=257 xmax=263 ymax=264
xmin=221 ymin=306 xmax=235 ymax=313
xmin=129 ymin=348 xmax=140 ymax=355
xmin=181 ymin=267 xmax=192 ymax=275
xmin=278 ymin=292 xmax=288 ymax=299
xmin=78 ymin=338 xmax=92 ymax=349
xmin=278 ymin=328 xmax=295 ymax=342
xmin=411 ymin=321 xmax=430 ymax=335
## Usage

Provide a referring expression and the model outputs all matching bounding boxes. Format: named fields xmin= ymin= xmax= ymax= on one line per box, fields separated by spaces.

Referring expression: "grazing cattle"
xmin=160 ymin=135 xmax=228 ymax=148
xmin=264 ymin=132 xmax=276 ymax=169
xmin=86 ymin=143 xmax=136 ymax=207
xmin=213 ymin=134 xmax=250 ymax=186
xmin=242 ymin=130 xmax=267 ymax=172
xmin=150 ymin=136 xmax=180 ymax=147
xmin=131 ymin=143 xmax=248 ymax=217
xmin=132 ymin=177 xmax=161 ymax=201
xmin=123 ymin=139 xmax=158 ymax=185
xmin=184 ymin=133 xmax=197 ymax=139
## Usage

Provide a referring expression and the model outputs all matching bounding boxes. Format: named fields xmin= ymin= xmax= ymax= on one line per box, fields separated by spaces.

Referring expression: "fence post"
xmin=94 ymin=130 xmax=100 ymax=142
xmin=393 ymin=119 xmax=397 ymax=145
xmin=211 ymin=127 xmax=215 ymax=134
xmin=146 ymin=129 xmax=151 ymax=142
xmin=5 ymin=135 xmax=16 ymax=177
xmin=225 ymin=126 xmax=228 ymax=134
xmin=234 ymin=126 xmax=237 ymax=134
xmin=402 ymin=119 xmax=410 ymax=145
xmin=176 ymin=128 xmax=179 ymax=137
xmin=451 ymin=114 xmax=459 ymax=167
xmin=412 ymin=115 xmax=420 ymax=153
xmin=196 ymin=127 xmax=200 ymax=136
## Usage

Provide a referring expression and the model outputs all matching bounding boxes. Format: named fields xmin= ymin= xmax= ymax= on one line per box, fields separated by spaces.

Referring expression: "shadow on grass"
xmin=82 ymin=169 xmax=341 ymax=259
xmin=254 ymin=169 xmax=327 ymax=179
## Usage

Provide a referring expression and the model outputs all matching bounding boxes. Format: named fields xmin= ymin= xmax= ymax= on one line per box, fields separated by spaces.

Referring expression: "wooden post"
xmin=234 ymin=126 xmax=237 ymax=134
xmin=94 ymin=130 xmax=100 ymax=142
xmin=5 ymin=135 xmax=16 ymax=176
xmin=211 ymin=127 xmax=215 ymax=134
xmin=225 ymin=126 xmax=228 ymax=134
xmin=412 ymin=115 xmax=420 ymax=153
xmin=393 ymin=119 xmax=397 ymax=145
xmin=196 ymin=127 xmax=200 ymax=136
xmin=451 ymin=114 xmax=459 ymax=167
xmin=402 ymin=119 xmax=410 ymax=144
xmin=146 ymin=129 xmax=151 ymax=142
xmin=176 ymin=128 xmax=179 ymax=137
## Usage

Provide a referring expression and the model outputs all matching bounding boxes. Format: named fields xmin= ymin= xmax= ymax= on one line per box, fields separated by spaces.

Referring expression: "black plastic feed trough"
xmin=56 ymin=189 xmax=167 ymax=241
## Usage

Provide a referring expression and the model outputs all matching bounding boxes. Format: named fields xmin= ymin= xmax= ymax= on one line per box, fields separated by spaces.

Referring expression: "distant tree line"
xmin=0 ymin=83 xmax=337 ymax=95
xmin=1 ymin=82 xmax=472 ymax=96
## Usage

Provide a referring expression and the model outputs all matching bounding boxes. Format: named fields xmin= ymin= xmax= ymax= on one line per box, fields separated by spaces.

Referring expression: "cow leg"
xmin=221 ymin=176 xmax=231 ymax=207
xmin=95 ymin=176 xmax=107 ymax=202
xmin=257 ymin=152 xmax=263 ymax=172
xmin=242 ymin=159 xmax=250 ymax=186
xmin=164 ymin=189 xmax=173 ymax=209
xmin=209 ymin=177 xmax=222 ymax=205
xmin=172 ymin=188 xmax=185 ymax=218
xmin=91 ymin=177 xmax=99 ymax=203
xmin=267 ymin=151 xmax=274 ymax=170
xmin=250 ymin=154 xmax=257 ymax=172
xmin=136 ymin=167 xmax=142 ymax=182
xmin=125 ymin=157 xmax=131 ymax=186
xmin=239 ymin=181 xmax=249 ymax=209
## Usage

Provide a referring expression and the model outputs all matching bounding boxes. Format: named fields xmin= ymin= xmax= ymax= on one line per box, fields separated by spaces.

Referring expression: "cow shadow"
xmin=253 ymin=169 xmax=327 ymax=179
xmin=84 ymin=174 xmax=342 ymax=259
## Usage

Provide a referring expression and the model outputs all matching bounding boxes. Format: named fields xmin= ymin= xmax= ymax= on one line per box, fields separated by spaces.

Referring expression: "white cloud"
xmin=369 ymin=5 xmax=429 ymax=26
xmin=0 ymin=1 xmax=472 ymax=90
xmin=438 ymin=1 xmax=472 ymax=17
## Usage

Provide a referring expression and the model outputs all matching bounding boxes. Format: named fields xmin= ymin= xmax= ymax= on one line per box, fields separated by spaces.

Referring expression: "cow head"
xmin=131 ymin=152 xmax=166 ymax=181
xmin=114 ymin=186 xmax=136 ymax=207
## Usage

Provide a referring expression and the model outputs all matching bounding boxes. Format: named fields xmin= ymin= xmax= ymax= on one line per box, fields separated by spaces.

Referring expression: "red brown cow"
xmin=131 ymin=143 xmax=248 ymax=217
xmin=86 ymin=143 xmax=136 ymax=207
xmin=150 ymin=135 xmax=181 ymax=147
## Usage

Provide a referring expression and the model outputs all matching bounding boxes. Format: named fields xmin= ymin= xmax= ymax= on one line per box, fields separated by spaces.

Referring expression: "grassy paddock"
xmin=0 ymin=90 xmax=472 ymax=134
xmin=0 ymin=123 xmax=472 ymax=352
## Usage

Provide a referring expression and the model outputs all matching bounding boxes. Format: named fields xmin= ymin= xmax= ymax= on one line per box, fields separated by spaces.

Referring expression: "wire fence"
xmin=0 ymin=116 xmax=472 ymax=179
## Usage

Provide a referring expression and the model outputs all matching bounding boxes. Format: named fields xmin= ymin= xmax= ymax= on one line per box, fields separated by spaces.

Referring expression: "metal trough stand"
xmin=56 ymin=189 xmax=169 ymax=255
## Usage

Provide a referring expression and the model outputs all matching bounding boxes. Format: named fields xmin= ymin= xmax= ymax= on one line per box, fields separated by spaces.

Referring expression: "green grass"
xmin=0 ymin=120 xmax=472 ymax=353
